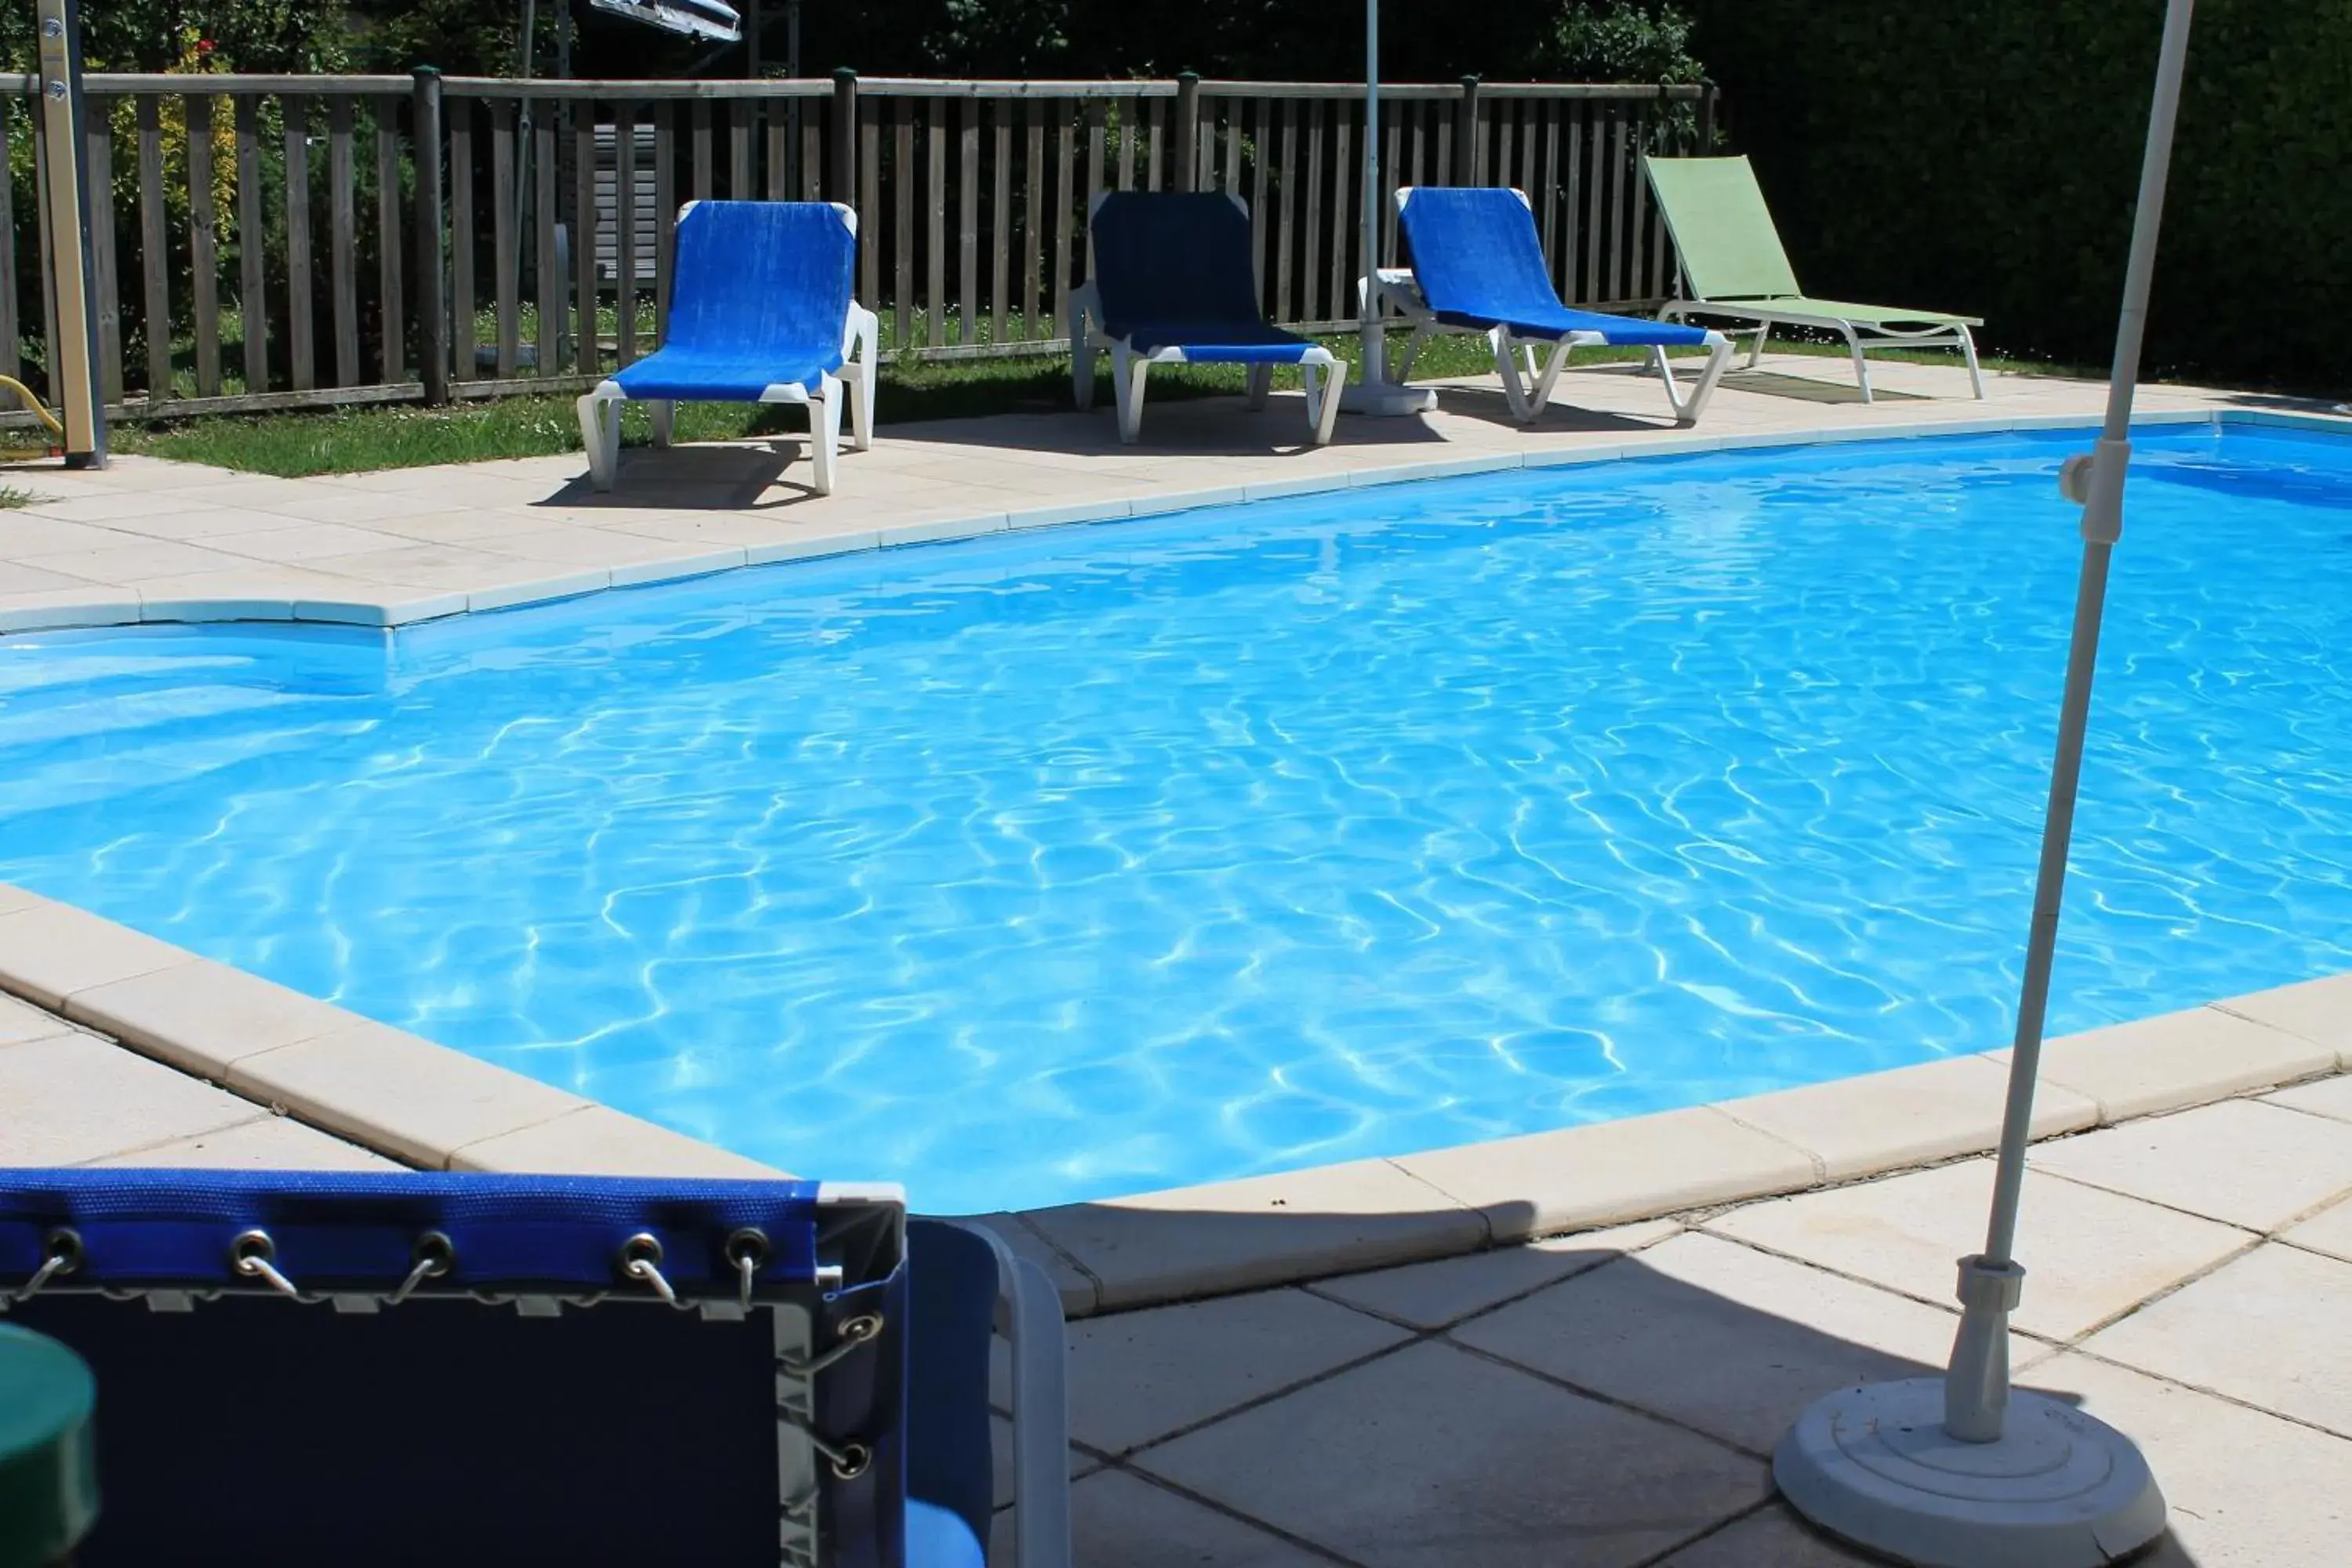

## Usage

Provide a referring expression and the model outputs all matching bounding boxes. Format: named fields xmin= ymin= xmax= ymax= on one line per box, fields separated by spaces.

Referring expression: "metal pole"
xmin=1944 ymin=0 xmax=2196 ymax=1443
xmin=1358 ymin=0 xmax=1385 ymax=387
xmin=32 ymin=0 xmax=103 ymax=466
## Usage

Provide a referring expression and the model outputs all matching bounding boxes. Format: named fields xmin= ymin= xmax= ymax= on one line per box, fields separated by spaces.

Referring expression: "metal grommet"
xmin=15 ymin=1227 xmax=82 ymax=1301
xmin=619 ymin=1232 xmax=677 ymax=1306
xmin=230 ymin=1229 xmax=300 ymax=1299
xmin=827 ymin=1441 xmax=873 ymax=1482
xmin=726 ymin=1228 xmax=768 ymax=1311
xmin=389 ymin=1230 xmax=456 ymax=1306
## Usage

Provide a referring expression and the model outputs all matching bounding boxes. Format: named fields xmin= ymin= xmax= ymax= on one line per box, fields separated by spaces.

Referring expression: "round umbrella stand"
xmin=1777 ymin=1378 xmax=2161 ymax=1567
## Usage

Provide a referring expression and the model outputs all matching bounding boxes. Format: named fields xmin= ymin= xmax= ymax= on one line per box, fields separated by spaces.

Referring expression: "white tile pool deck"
xmin=5 ymin=356 xmax=2352 ymax=1562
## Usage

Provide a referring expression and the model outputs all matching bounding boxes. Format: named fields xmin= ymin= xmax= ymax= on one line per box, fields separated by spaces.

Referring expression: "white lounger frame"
xmin=1374 ymin=188 xmax=1733 ymax=426
xmin=959 ymin=1218 xmax=1073 ymax=1568
xmin=1656 ymin=296 xmax=1986 ymax=404
xmin=1068 ymin=192 xmax=1347 ymax=447
xmin=575 ymin=201 xmax=879 ymax=496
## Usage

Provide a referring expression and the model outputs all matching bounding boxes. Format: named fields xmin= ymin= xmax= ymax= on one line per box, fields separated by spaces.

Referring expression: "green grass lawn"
xmin=0 ymin=331 xmax=2085 ymax=480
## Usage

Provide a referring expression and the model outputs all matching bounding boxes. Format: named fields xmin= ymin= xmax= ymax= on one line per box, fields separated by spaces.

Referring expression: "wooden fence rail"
xmin=0 ymin=71 xmax=1717 ymax=421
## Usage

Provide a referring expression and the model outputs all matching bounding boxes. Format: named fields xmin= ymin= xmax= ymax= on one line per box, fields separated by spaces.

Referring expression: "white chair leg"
xmin=1846 ymin=327 xmax=1875 ymax=404
xmin=1664 ymin=332 xmax=1733 ymax=426
xmin=649 ymin=399 xmax=673 ymax=448
xmin=1309 ymin=355 xmax=1345 ymax=446
xmin=1493 ymin=328 xmax=1533 ymax=422
xmin=850 ymin=306 xmax=879 ymax=448
xmin=1246 ymin=362 xmax=1273 ymax=411
xmin=808 ymin=375 xmax=843 ymax=495
xmin=1959 ymin=325 xmax=1986 ymax=399
xmin=1111 ymin=346 xmax=1148 ymax=444
xmin=1523 ymin=338 xmax=1573 ymax=423
xmin=575 ymin=388 xmax=620 ymax=491
xmin=1395 ymin=324 xmax=1433 ymax=383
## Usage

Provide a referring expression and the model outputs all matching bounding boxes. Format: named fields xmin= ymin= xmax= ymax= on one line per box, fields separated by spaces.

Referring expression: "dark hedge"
xmin=1684 ymin=2 xmax=2350 ymax=393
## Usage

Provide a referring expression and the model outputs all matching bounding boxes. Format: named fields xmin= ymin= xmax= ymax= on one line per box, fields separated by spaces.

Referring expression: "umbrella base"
xmin=1338 ymin=379 xmax=1436 ymax=417
xmin=1776 ymin=1378 xmax=2165 ymax=1567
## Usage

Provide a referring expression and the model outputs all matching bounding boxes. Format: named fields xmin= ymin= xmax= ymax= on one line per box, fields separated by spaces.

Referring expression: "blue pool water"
xmin=4 ymin=424 xmax=2350 ymax=1212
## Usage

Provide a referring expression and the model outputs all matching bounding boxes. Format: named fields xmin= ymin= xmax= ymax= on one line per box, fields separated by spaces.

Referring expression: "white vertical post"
xmin=33 ymin=0 xmax=104 ymax=466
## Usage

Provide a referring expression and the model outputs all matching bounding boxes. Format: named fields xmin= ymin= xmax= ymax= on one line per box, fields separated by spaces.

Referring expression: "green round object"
xmin=0 ymin=1323 xmax=99 ymax=1568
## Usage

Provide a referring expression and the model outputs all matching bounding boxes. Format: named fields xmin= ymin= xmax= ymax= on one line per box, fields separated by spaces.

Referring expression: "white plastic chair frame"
xmin=955 ymin=1218 xmax=1072 ymax=1568
xmin=1655 ymin=294 xmax=1986 ymax=404
xmin=1067 ymin=192 xmax=1347 ymax=447
xmin=1369 ymin=189 xmax=1733 ymax=427
xmin=574 ymin=200 xmax=880 ymax=496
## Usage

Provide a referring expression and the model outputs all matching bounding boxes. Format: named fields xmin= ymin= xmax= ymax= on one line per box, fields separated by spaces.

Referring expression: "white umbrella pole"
xmin=1359 ymin=0 xmax=1386 ymax=387
xmin=1947 ymin=0 xmax=2197 ymax=1441
xmin=1774 ymin=5 xmax=2190 ymax=1560
xmin=1338 ymin=0 xmax=1433 ymax=416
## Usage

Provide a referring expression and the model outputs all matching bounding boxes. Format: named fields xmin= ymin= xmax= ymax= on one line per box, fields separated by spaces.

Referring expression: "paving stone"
xmin=2266 ymin=1073 xmax=2352 ymax=1124
xmin=1705 ymin=1158 xmax=2249 ymax=1341
xmin=2026 ymin=1352 xmax=2352 ymax=1567
xmin=2217 ymin=975 xmax=2352 ymax=1067
xmin=1308 ymin=1220 xmax=1681 ymax=1330
xmin=0 ymin=992 xmax=74 ymax=1047
xmin=85 ymin=1113 xmax=402 ymax=1170
xmin=2030 ymin=1098 xmax=2352 ymax=1231
xmin=1020 ymin=1157 xmax=1486 ymax=1312
xmin=1137 ymin=1338 xmax=1769 ymax=1568
xmin=2278 ymin=1193 xmax=2352 ymax=1265
xmin=0 ymin=1034 xmax=263 ymax=1163
xmin=2020 ymin=1007 xmax=2335 ymax=1123
xmin=1067 ymin=1287 xmax=1410 ymax=1457
xmin=226 ymin=1021 xmax=588 ymax=1170
xmin=1453 ymin=1231 xmax=2027 ymax=1456
xmin=2079 ymin=1243 xmax=2352 ymax=1439
xmin=1653 ymin=1508 xmax=1876 ymax=1566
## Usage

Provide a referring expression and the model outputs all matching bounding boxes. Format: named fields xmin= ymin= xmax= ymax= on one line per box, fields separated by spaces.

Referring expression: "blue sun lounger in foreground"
xmin=1069 ymin=191 xmax=1348 ymax=446
xmin=576 ymin=200 xmax=880 ymax=496
xmin=2 ymin=1168 xmax=1069 ymax=1568
xmin=1381 ymin=186 xmax=1731 ymax=426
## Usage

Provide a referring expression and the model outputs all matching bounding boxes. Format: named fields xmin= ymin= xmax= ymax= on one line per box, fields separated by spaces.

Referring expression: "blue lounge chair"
xmin=2 ymin=1168 xmax=1069 ymax=1568
xmin=1069 ymin=191 xmax=1347 ymax=446
xmin=575 ymin=200 xmax=880 ymax=496
xmin=1380 ymin=186 xmax=1732 ymax=426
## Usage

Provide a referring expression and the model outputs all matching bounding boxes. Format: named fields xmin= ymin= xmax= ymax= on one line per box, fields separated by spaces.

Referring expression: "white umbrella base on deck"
xmin=1775 ymin=1378 xmax=2165 ymax=1567
xmin=1337 ymin=379 xmax=1436 ymax=416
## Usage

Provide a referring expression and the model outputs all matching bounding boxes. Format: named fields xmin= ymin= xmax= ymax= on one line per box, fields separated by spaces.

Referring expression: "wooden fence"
xmin=0 ymin=71 xmax=1719 ymax=421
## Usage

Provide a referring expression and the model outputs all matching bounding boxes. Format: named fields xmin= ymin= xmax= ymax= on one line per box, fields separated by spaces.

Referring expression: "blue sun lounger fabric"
xmin=575 ymin=200 xmax=879 ymax=495
xmin=1069 ymin=191 xmax=1347 ymax=445
xmin=1387 ymin=186 xmax=1731 ymax=425
xmin=1 ymin=1167 xmax=1069 ymax=1568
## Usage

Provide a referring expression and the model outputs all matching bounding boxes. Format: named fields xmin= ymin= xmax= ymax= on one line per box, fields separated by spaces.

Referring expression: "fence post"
xmin=1174 ymin=73 xmax=1200 ymax=193
xmin=831 ymin=69 xmax=858 ymax=205
xmin=1453 ymin=75 xmax=1480 ymax=185
xmin=412 ymin=66 xmax=449 ymax=405
xmin=1698 ymin=84 xmax=1719 ymax=151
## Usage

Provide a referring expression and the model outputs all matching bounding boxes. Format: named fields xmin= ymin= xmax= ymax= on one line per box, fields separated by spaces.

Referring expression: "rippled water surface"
xmin=5 ymin=425 xmax=2350 ymax=1211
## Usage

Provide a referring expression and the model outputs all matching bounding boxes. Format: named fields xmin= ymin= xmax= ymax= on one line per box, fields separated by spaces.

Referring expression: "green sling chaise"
xmin=1642 ymin=155 xmax=1984 ymax=403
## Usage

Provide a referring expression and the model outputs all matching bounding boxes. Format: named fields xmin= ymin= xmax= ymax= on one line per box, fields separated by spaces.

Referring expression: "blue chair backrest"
xmin=1089 ymin=192 xmax=1265 ymax=333
xmin=665 ymin=200 xmax=856 ymax=359
xmin=1397 ymin=187 xmax=1560 ymax=319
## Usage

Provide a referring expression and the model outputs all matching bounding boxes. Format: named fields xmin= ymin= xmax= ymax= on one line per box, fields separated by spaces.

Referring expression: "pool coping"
xmin=1 ymin=403 xmax=2344 ymax=637
xmin=5 ymin=878 xmax=2347 ymax=1319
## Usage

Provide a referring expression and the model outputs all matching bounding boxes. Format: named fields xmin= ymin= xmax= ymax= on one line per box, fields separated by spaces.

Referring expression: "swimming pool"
xmin=3 ymin=423 xmax=2349 ymax=1212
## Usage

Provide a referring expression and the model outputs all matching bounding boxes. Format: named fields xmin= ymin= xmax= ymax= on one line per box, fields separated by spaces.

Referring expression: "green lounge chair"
xmin=1642 ymin=155 xmax=1984 ymax=403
